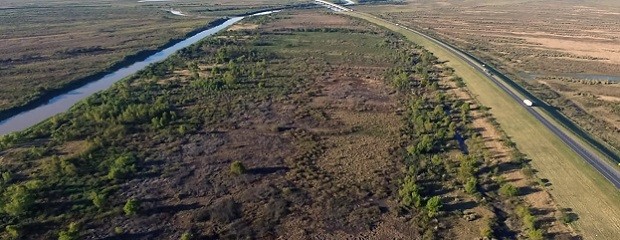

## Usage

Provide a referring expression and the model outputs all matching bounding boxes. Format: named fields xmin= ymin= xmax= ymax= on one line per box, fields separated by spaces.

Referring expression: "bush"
xmin=114 ymin=227 xmax=124 ymax=235
xmin=398 ymin=176 xmax=422 ymax=208
xmin=516 ymin=205 xmax=539 ymax=230
xmin=425 ymin=196 xmax=442 ymax=218
xmin=108 ymin=154 xmax=137 ymax=180
xmin=391 ymin=72 xmax=410 ymax=91
xmin=560 ymin=208 xmax=577 ymax=224
xmin=480 ymin=222 xmax=494 ymax=238
xmin=180 ymin=232 xmax=193 ymax=240
xmin=89 ymin=191 xmax=106 ymax=210
xmin=5 ymin=225 xmax=20 ymax=239
xmin=230 ymin=161 xmax=246 ymax=175
xmin=464 ymin=177 xmax=477 ymax=194
xmin=2 ymin=184 xmax=35 ymax=217
xmin=58 ymin=222 xmax=79 ymax=240
xmin=123 ymin=198 xmax=140 ymax=216
xmin=499 ymin=183 xmax=518 ymax=197
xmin=527 ymin=229 xmax=544 ymax=240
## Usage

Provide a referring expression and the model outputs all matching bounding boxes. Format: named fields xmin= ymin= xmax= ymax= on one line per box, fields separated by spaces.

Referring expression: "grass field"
xmin=0 ymin=0 xmax=294 ymax=114
xmin=344 ymin=10 xmax=620 ymax=239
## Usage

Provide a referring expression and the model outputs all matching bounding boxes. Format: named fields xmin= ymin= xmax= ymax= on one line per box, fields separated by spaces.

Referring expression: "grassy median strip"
xmin=346 ymin=11 xmax=620 ymax=239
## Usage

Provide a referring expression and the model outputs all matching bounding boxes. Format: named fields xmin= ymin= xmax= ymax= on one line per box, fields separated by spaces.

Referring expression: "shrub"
xmin=398 ymin=176 xmax=422 ymax=208
xmin=223 ymin=71 xmax=236 ymax=86
xmin=58 ymin=222 xmax=79 ymax=240
xmin=480 ymin=222 xmax=494 ymax=238
xmin=560 ymin=208 xmax=577 ymax=224
xmin=516 ymin=205 xmax=538 ymax=230
xmin=527 ymin=229 xmax=544 ymax=240
xmin=5 ymin=225 xmax=20 ymax=239
xmin=180 ymin=232 xmax=193 ymax=240
xmin=391 ymin=72 xmax=410 ymax=91
xmin=230 ymin=161 xmax=246 ymax=175
xmin=123 ymin=198 xmax=140 ymax=216
xmin=458 ymin=156 xmax=477 ymax=182
xmin=114 ymin=227 xmax=124 ymax=235
xmin=1 ymin=171 xmax=13 ymax=185
xmin=425 ymin=196 xmax=442 ymax=218
xmin=108 ymin=154 xmax=137 ymax=180
xmin=89 ymin=191 xmax=106 ymax=210
xmin=499 ymin=183 xmax=518 ymax=197
xmin=464 ymin=177 xmax=477 ymax=194
xmin=2 ymin=184 xmax=35 ymax=217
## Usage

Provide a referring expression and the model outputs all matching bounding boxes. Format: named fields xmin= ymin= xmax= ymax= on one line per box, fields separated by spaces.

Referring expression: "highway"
xmin=313 ymin=0 xmax=620 ymax=189
xmin=393 ymin=24 xmax=620 ymax=189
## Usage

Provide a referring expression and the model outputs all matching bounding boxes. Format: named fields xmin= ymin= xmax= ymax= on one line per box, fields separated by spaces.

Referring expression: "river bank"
xmin=0 ymin=8 xmax=292 ymax=135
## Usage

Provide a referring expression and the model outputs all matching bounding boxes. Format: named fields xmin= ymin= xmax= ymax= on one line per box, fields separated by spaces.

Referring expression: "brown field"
xmin=0 ymin=7 xmax=577 ymax=239
xmin=0 ymin=0 xmax=293 ymax=112
xmin=356 ymin=0 xmax=620 ymax=153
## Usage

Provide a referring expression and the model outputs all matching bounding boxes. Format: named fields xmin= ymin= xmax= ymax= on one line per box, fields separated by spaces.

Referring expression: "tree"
xmin=108 ymin=154 xmax=137 ymax=180
xmin=460 ymin=102 xmax=470 ymax=115
xmin=230 ymin=161 xmax=246 ymax=175
xmin=399 ymin=176 xmax=422 ymax=208
xmin=223 ymin=71 xmax=236 ymax=86
xmin=391 ymin=72 xmax=409 ymax=91
xmin=2 ymin=184 xmax=35 ymax=217
xmin=123 ymin=198 xmax=140 ymax=216
xmin=58 ymin=222 xmax=79 ymax=240
xmin=458 ymin=156 xmax=477 ymax=182
xmin=5 ymin=225 xmax=20 ymax=239
xmin=89 ymin=191 xmax=106 ymax=210
xmin=180 ymin=232 xmax=193 ymax=240
xmin=527 ymin=229 xmax=544 ymax=240
xmin=425 ymin=196 xmax=442 ymax=218
xmin=499 ymin=183 xmax=518 ymax=197
xmin=416 ymin=135 xmax=434 ymax=154
xmin=464 ymin=177 xmax=477 ymax=194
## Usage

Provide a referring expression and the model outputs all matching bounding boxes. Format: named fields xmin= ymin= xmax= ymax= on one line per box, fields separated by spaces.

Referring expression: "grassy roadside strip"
xmin=345 ymin=11 xmax=620 ymax=239
xmin=490 ymin=72 xmax=620 ymax=169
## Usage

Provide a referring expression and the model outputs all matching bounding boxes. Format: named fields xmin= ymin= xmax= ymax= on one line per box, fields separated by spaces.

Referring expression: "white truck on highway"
xmin=523 ymin=99 xmax=534 ymax=107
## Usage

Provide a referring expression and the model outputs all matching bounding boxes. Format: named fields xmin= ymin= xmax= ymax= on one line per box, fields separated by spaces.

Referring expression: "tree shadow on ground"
xmin=518 ymin=186 xmax=541 ymax=196
xmin=101 ymin=228 xmax=164 ymax=240
xmin=247 ymin=166 xmax=289 ymax=175
xmin=144 ymin=202 xmax=201 ymax=215
xmin=443 ymin=200 xmax=477 ymax=211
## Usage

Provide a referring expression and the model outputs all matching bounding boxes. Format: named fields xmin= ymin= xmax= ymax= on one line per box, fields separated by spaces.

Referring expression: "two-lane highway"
xmin=394 ymin=24 xmax=620 ymax=189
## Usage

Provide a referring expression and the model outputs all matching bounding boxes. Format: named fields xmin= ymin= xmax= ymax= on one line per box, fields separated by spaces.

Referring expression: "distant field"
xmin=0 ymin=0 xmax=294 ymax=113
xmin=355 ymin=0 xmax=620 ymax=158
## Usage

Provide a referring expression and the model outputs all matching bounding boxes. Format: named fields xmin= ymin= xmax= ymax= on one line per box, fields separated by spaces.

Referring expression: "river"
xmin=0 ymin=10 xmax=280 ymax=136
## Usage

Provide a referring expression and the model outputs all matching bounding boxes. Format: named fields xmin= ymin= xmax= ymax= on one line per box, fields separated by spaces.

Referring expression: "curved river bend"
xmin=0 ymin=10 xmax=279 ymax=136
